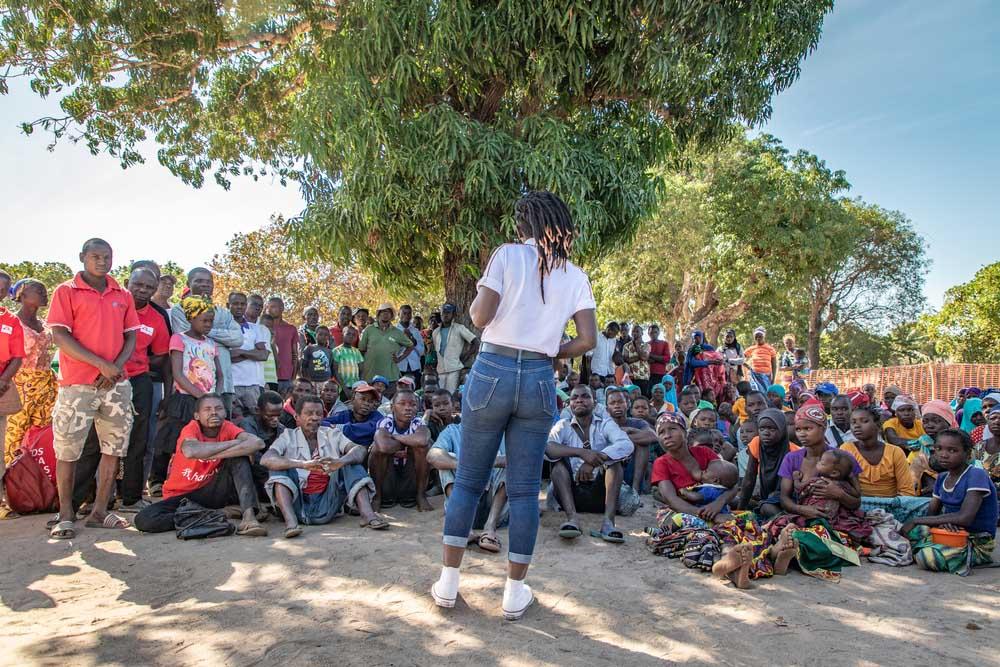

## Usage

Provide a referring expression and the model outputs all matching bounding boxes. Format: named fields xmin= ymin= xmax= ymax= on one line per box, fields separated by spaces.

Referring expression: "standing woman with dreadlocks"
xmin=432 ymin=190 xmax=597 ymax=620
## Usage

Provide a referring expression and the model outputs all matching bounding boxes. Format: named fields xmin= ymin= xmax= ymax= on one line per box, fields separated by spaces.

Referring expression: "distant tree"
xmin=1 ymin=1 xmax=833 ymax=315
xmin=111 ymin=260 xmax=186 ymax=286
xmin=0 ymin=260 xmax=73 ymax=301
xmin=923 ymin=262 xmax=1000 ymax=363
xmin=208 ymin=217 xmax=441 ymax=323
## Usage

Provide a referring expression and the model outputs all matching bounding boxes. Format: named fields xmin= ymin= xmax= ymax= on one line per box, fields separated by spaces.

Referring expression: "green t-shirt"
xmin=331 ymin=345 xmax=364 ymax=388
xmin=359 ymin=325 xmax=410 ymax=381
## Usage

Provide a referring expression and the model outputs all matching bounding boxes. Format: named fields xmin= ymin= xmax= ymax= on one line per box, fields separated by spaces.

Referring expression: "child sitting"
xmin=678 ymin=459 xmax=739 ymax=517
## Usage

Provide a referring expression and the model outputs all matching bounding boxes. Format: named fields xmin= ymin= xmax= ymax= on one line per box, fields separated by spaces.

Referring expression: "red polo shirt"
xmin=47 ymin=273 xmax=141 ymax=387
xmin=0 ymin=308 xmax=25 ymax=376
xmin=124 ymin=304 xmax=171 ymax=378
xmin=648 ymin=339 xmax=670 ymax=376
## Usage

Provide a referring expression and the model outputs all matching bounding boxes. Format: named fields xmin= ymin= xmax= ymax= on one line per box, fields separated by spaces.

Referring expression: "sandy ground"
xmin=2 ymin=496 xmax=998 ymax=667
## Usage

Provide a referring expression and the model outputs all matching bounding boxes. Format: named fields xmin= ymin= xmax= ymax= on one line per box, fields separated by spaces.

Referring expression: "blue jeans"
xmin=442 ymin=352 xmax=556 ymax=564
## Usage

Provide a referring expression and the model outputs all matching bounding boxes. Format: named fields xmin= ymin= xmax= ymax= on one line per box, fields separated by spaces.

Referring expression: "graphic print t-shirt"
xmin=169 ymin=332 xmax=219 ymax=394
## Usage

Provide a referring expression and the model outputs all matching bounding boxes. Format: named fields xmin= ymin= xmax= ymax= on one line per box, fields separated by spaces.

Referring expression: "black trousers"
xmin=134 ymin=457 xmax=258 ymax=533
xmin=120 ymin=374 xmax=153 ymax=504
xmin=635 ymin=378 xmax=651 ymax=398
xmin=72 ymin=374 xmax=154 ymax=509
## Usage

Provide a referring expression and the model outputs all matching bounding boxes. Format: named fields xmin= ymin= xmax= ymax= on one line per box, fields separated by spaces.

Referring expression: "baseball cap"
xmin=351 ymin=381 xmax=380 ymax=397
xmin=371 ymin=375 xmax=390 ymax=387
xmin=398 ymin=376 xmax=416 ymax=389
xmin=441 ymin=303 xmax=457 ymax=313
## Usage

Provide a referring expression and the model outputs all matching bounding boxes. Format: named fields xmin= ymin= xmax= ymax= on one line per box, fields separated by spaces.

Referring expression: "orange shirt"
xmin=47 ymin=273 xmax=141 ymax=386
xmin=746 ymin=435 xmax=801 ymax=461
xmin=163 ymin=420 xmax=244 ymax=498
xmin=744 ymin=344 xmax=777 ymax=375
xmin=124 ymin=304 xmax=170 ymax=378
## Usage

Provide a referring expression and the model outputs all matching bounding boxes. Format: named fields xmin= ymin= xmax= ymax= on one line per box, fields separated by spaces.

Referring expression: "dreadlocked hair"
xmin=514 ymin=190 xmax=575 ymax=303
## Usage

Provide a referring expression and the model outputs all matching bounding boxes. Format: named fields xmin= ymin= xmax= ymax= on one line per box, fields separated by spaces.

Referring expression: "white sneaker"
xmin=431 ymin=567 xmax=460 ymax=609
xmin=431 ymin=581 xmax=456 ymax=608
xmin=502 ymin=580 xmax=534 ymax=621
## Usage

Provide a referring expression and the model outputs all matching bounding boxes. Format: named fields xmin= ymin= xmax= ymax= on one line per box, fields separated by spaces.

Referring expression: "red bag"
xmin=3 ymin=447 xmax=58 ymax=514
xmin=21 ymin=424 xmax=57 ymax=484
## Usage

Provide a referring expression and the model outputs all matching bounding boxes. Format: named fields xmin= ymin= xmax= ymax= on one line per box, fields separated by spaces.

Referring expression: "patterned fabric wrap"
xmin=646 ymin=509 xmax=775 ymax=578
xmin=909 ymin=525 xmax=995 ymax=576
xmin=4 ymin=367 xmax=58 ymax=464
xmin=864 ymin=509 xmax=914 ymax=567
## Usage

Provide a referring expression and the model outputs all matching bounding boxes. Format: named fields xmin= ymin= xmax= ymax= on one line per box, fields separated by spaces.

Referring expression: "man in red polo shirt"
xmin=0 ymin=297 xmax=25 ymax=514
xmin=47 ymin=238 xmax=140 ymax=539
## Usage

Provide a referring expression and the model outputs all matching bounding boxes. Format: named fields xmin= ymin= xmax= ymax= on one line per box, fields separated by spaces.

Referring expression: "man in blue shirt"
xmin=322 ymin=381 xmax=383 ymax=446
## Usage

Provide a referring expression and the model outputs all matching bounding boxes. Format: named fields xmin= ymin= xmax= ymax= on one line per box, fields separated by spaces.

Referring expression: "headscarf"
xmin=180 ymin=295 xmax=214 ymax=320
xmin=794 ymin=403 xmax=828 ymax=429
xmin=767 ymin=384 xmax=786 ymax=400
xmin=847 ymin=390 xmax=870 ymax=408
xmin=756 ymin=408 xmax=790 ymax=501
xmin=891 ymin=395 xmax=918 ymax=411
xmin=682 ymin=332 xmax=715 ymax=386
xmin=656 ymin=411 xmax=687 ymax=430
xmin=983 ymin=392 xmax=1000 ymax=406
xmin=723 ymin=329 xmax=742 ymax=354
xmin=921 ymin=400 xmax=957 ymax=429
xmin=624 ymin=384 xmax=640 ymax=394
xmin=653 ymin=377 xmax=678 ymax=410
xmin=966 ymin=387 xmax=982 ymax=398
xmin=789 ymin=379 xmax=806 ymax=394
xmin=884 ymin=385 xmax=903 ymax=396
xmin=754 ymin=326 xmax=767 ymax=337
xmin=960 ymin=397 xmax=983 ymax=434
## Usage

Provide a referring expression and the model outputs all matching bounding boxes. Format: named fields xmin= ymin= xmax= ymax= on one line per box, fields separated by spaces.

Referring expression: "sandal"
xmin=85 ymin=513 xmax=130 ymax=530
xmin=360 ymin=516 xmax=389 ymax=530
xmin=0 ymin=504 xmax=19 ymax=520
xmin=284 ymin=526 xmax=303 ymax=539
xmin=478 ymin=534 xmax=502 ymax=553
xmin=558 ymin=522 xmax=582 ymax=539
xmin=236 ymin=520 xmax=267 ymax=537
xmin=50 ymin=520 xmax=76 ymax=540
xmin=46 ymin=514 xmax=61 ymax=529
xmin=590 ymin=528 xmax=625 ymax=544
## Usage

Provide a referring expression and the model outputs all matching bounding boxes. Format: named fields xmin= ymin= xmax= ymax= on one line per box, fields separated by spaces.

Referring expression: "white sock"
xmin=503 ymin=577 xmax=531 ymax=609
xmin=436 ymin=566 xmax=460 ymax=597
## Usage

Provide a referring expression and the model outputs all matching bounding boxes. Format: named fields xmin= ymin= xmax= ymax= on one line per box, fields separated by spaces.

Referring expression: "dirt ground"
xmin=2 ymin=496 xmax=998 ymax=667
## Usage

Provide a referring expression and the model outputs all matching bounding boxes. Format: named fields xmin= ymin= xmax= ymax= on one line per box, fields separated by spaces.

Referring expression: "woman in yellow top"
xmin=882 ymin=395 xmax=925 ymax=447
xmin=842 ymin=405 xmax=929 ymax=523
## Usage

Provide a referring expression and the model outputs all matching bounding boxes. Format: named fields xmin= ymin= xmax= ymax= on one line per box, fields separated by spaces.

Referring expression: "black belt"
xmin=480 ymin=342 xmax=550 ymax=360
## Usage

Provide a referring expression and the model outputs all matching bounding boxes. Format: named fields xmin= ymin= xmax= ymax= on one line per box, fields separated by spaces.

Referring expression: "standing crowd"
xmin=0 ymin=239 xmax=996 ymax=586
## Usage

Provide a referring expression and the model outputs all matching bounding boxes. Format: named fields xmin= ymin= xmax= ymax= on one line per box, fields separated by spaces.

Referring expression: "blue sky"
xmin=2 ymin=0 xmax=996 ymax=308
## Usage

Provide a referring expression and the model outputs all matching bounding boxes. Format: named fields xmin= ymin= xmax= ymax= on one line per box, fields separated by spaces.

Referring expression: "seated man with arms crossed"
xmin=546 ymin=385 xmax=634 ymax=544
xmin=262 ymin=395 xmax=388 ymax=537
xmin=134 ymin=393 xmax=266 ymax=536
xmin=370 ymin=388 xmax=432 ymax=511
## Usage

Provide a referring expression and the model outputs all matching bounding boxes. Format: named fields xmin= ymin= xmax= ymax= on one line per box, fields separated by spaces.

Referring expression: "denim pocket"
xmin=538 ymin=379 xmax=556 ymax=417
xmin=466 ymin=370 xmax=500 ymax=411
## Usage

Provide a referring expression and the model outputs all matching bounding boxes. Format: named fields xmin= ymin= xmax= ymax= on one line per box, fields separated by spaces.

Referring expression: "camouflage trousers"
xmin=52 ymin=381 xmax=134 ymax=462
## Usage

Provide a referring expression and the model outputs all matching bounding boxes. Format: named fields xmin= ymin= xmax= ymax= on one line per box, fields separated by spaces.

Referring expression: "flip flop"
xmin=85 ymin=513 xmax=130 ymax=530
xmin=0 ymin=504 xmax=19 ymax=520
xmin=284 ymin=526 xmax=302 ymax=539
xmin=558 ymin=522 xmax=582 ymax=539
xmin=360 ymin=516 xmax=389 ymax=530
xmin=236 ymin=520 xmax=267 ymax=537
xmin=590 ymin=528 xmax=625 ymax=544
xmin=50 ymin=520 xmax=76 ymax=540
xmin=478 ymin=534 xmax=502 ymax=553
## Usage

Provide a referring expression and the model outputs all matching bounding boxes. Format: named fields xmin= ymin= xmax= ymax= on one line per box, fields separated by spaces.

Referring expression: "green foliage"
xmin=0 ymin=260 xmax=73 ymax=299
xmin=591 ymin=132 xmax=851 ymax=341
xmin=1 ymin=1 xmax=832 ymax=301
xmin=923 ymin=262 xmax=1000 ymax=363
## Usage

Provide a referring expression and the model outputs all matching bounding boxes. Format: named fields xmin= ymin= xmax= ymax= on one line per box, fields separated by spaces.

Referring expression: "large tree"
xmin=590 ymin=133 xmax=851 ymax=344
xmin=923 ymin=262 xmax=1000 ymax=363
xmin=2 ymin=1 xmax=832 ymax=313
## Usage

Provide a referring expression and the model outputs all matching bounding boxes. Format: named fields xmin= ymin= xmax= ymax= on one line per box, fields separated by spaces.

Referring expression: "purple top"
xmin=778 ymin=446 xmax=862 ymax=479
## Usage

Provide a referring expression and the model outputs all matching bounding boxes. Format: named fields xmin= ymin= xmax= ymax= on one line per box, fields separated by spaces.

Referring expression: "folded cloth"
xmin=864 ymin=509 xmax=913 ymax=567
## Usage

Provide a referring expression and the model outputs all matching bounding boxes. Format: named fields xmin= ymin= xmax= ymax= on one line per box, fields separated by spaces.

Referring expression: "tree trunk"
xmin=442 ymin=247 xmax=486 ymax=328
xmin=808 ymin=307 xmax=823 ymax=370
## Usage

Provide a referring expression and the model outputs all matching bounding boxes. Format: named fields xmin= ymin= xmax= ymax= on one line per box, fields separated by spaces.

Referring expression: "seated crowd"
xmin=0 ymin=241 xmax=997 ymax=585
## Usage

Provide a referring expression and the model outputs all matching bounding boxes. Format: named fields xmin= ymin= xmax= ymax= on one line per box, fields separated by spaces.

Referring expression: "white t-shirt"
xmin=231 ymin=321 xmax=270 ymax=387
xmin=477 ymin=240 xmax=595 ymax=357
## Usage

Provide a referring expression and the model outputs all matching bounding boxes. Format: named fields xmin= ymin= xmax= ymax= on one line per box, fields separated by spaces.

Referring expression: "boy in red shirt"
xmin=47 ymin=239 xmax=140 ymax=539
xmin=134 ymin=393 xmax=266 ymax=536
